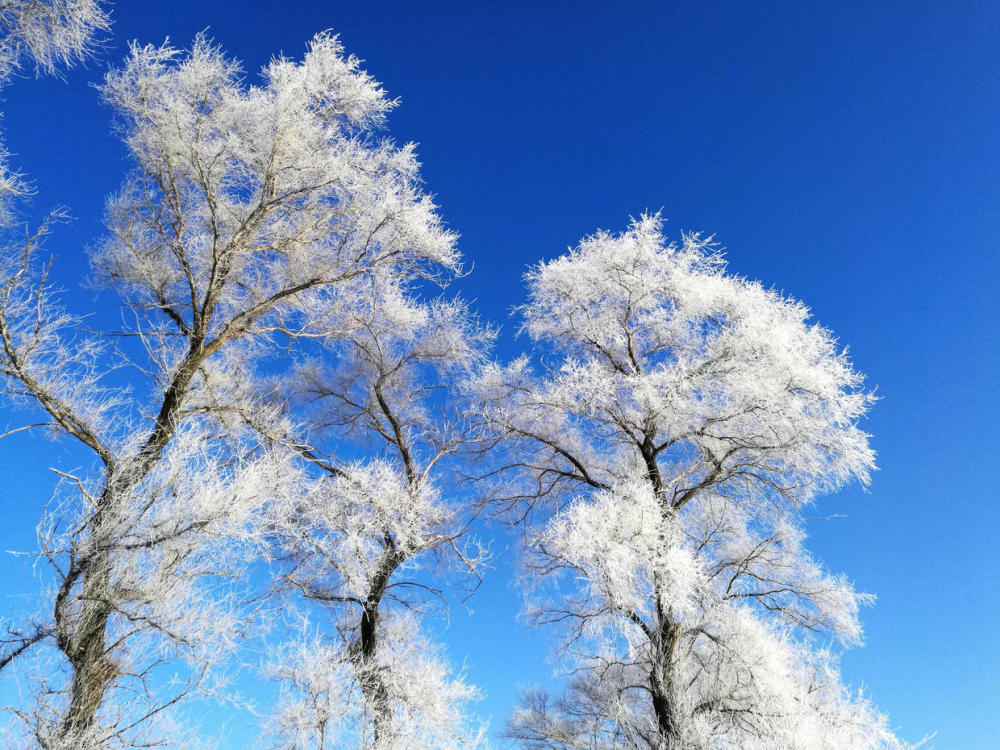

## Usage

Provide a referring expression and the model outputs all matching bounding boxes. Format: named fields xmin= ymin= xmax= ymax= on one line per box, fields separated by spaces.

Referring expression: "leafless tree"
xmin=260 ymin=280 xmax=492 ymax=747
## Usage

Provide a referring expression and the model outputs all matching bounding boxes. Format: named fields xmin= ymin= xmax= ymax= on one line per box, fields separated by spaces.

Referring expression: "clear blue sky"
xmin=1 ymin=1 xmax=997 ymax=747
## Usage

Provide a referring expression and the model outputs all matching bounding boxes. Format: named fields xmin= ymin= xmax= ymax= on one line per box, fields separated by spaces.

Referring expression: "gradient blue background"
xmin=1 ymin=1 xmax=997 ymax=747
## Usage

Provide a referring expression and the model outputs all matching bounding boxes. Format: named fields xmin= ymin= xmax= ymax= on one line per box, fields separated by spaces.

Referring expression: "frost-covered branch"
xmin=0 ymin=0 xmax=110 ymax=221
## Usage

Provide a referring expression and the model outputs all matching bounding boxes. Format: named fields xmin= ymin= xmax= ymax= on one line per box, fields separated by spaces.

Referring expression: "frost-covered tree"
xmin=475 ymin=214 xmax=911 ymax=749
xmin=0 ymin=32 xmax=459 ymax=747
xmin=260 ymin=278 xmax=491 ymax=748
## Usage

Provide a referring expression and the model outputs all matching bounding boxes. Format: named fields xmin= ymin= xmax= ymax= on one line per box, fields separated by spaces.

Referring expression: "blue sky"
xmin=1 ymin=1 xmax=997 ymax=747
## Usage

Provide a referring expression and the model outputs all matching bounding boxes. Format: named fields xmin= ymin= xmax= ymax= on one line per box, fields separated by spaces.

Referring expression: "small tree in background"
xmin=259 ymin=278 xmax=492 ymax=748
xmin=475 ymin=214 xmax=911 ymax=749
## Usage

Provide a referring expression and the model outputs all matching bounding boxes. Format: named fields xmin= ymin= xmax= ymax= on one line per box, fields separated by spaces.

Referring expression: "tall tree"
xmin=0 ymin=32 xmax=458 ymax=747
xmin=260 ymin=278 xmax=491 ymax=748
xmin=475 ymin=214 xmax=911 ymax=749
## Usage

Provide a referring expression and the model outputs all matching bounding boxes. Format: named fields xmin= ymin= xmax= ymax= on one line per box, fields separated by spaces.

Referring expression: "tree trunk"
xmin=57 ymin=546 xmax=115 ymax=740
xmin=649 ymin=617 xmax=684 ymax=749
xmin=355 ymin=546 xmax=401 ymax=746
xmin=645 ymin=456 xmax=684 ymax=749
xmin=53 ymin=353 xmax=201 ymax=739
xmin=358 ymin=602 xmax=392 ymax=745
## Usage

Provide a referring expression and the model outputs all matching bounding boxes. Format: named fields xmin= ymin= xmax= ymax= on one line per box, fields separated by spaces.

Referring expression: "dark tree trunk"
xmin=355 ymin=545 xmax=402 ymax=745
xmin=649 ymin=616 xmax=684 ymax=748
